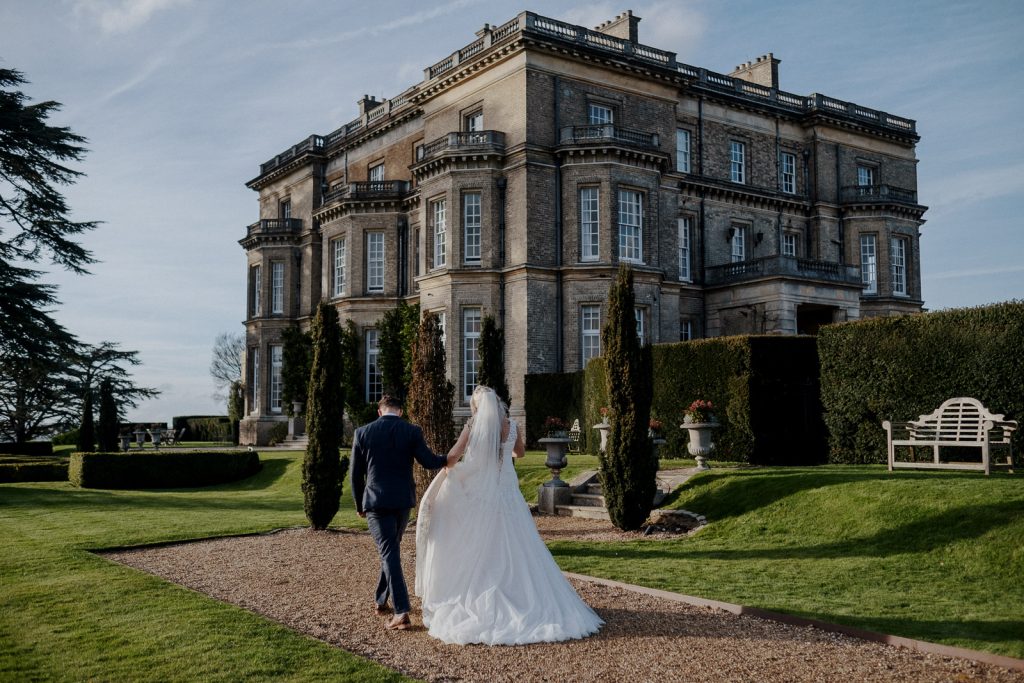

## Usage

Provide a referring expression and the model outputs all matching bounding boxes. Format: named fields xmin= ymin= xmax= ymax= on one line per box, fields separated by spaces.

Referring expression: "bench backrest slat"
xmin=909 ymin=397 xmax=1001 ymax=443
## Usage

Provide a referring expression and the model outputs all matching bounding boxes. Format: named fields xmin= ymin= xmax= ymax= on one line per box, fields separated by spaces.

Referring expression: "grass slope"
xmin=548 ymin=465 xmax=1024 ymax=657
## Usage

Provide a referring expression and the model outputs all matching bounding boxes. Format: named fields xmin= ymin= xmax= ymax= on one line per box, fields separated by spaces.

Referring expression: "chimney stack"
xmin=729 ymin=53 xmax=780 ymax=89
xmin=594 ymin=10 xmax=641 ymax=44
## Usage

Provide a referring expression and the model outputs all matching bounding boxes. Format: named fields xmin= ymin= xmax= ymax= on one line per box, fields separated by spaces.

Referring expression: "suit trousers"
xmin=366 ymin=508 xmax=411 ymax=614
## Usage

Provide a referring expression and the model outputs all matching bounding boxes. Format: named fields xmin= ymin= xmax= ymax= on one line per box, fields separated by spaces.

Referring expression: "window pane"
xmin=731 ymin=226 xmax=746 ymax=263
xmin=369 ymin=163 xmax=384 ymax=182
xmin=678 ymin=217 xmax=691 ymax=281
xmin=581 ymin=305 xmax=601 ymax=364
xmin=466 ymin=112 xmax=483 ymax=132
xmin=463 ymin=193 xmax=481 ymax=263
xmin=252 ymin=265 xmax=261 ymax=316
xmin=860 ymin=235 xmax=877 ymax=294
xmin=367 ymin=233 xmax=384 ymax=292
xmin=251 ymin=347 xmax=260 ymax=414
xmin=676 ymin=129 xmax=690 ymax=173
xmin=730 ymin=141 xmax=746 ymax=184
xmin=433 ymin=199 xmax=446 ymax=268
xmin=891 ymin=237 xmax=907 ymax=296
xmin=783 ymin=233 xmax=797 ymax=257
xmin=858 ymin=166 xmax=875 ymax=187
xmin=332 ymin=237 xmax=346 ymax=297
xmin=270 ymin=345 xmax=283 ymax=412
xmin=365 ymin=330 xmax=381 ymax=403
xmin=781 ymin=152 xmax=796 ymax=194
xmin=617 ymin=190 xmax=642 ymax=262
xmin=588 ymin=104 xmax=613 ymax=125
xmin=634 ymin=307 xmax=645 ymax=345
xmin=580 ymin=188 xmax=599 ymax=261
xmin=271 ymin=262 xmax=284 ymax=314
xmin=680 ymin=319 xmax=692 ymax=341
xmin=463 ymin=308 xmax=481 ymax=398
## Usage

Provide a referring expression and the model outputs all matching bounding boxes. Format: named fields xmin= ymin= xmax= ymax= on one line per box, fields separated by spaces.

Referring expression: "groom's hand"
xmin=357 ymin=511 xmax=366 ymax=518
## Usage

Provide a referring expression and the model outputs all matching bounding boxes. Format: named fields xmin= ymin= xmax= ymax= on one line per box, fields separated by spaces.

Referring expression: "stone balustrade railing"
xmin=840 ymin=184 xmax=918 ymax=204
xmin=705 ymin=255 xmax=861 ymax=286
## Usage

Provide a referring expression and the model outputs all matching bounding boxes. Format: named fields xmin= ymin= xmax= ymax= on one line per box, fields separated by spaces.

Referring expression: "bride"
xmin=415 ymin=385 xmax=603 ymax=645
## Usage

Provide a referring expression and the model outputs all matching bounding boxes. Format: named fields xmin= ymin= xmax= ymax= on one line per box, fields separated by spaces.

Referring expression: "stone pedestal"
xmin=537 ymin=436 xmax=571 ymax=514
xmin=593 ymin=421 xmax=610 ymax=454
xmin=537 ymin=484 xmax=572 ymax=515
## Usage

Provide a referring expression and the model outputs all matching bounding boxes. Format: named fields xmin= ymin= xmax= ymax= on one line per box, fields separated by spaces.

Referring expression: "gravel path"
xmin=102 ymin=520 xmax=1022 ymax=683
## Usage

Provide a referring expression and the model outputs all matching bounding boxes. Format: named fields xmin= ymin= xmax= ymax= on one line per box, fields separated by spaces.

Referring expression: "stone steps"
xmin=553 ymin=468 xmax=705 ymax=522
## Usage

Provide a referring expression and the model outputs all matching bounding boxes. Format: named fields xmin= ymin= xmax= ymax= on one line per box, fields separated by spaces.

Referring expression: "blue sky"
xmin=2 ymin=0 xmax=1022 ymax=422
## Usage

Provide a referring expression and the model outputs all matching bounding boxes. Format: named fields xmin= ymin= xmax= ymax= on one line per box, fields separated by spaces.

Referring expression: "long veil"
xmin=415 ymin=386 xmax=503 ymax=600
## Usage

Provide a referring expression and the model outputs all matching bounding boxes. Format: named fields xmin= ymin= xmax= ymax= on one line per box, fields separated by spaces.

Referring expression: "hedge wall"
xmin=171 ymin=416 xmax=232 ymax=442
xmin=819 ymin=301 xmax=1024 ymax=464
xmin=523 ymin=372 xmax=583 ymax=446
xmin=527 ymin=335 xmax=824 ymax=464
xmin=0 ymin=442 xmax=54 ymax=456
xmin=0 ymin=456 xmax=68 ymax=483
xmin=69 ymin=450 xmax=261 ymax=489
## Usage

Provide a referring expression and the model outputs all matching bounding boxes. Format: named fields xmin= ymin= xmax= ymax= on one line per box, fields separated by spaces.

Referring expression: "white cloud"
xmin=922 ymin=163 xmax=1024 ymax=217
xmin=72 ymin=0 xmax=191 ymax=34
xmin=559 ymin=1 xmax=706 ymax=57
xmin=924 ymin=264 xmax=1024 ymax=282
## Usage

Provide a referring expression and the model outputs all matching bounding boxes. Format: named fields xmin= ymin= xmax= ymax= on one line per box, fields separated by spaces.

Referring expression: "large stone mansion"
xmin=239 ymin=9 xmax=926 ymax=444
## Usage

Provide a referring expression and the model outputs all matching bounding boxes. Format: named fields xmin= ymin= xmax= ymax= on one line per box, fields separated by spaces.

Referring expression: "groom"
xmin=350 ymin=394 xmax=454 ymax=630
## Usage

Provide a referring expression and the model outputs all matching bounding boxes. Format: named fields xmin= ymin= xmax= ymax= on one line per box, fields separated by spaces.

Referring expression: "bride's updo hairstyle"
xmin=468 ymin=385 xmax=503 ymax=463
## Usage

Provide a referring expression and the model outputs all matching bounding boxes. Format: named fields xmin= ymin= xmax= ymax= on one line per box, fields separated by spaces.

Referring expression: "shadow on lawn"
xmin=551 ymin=499 xmax=1022 ymax=561
xmin=674 ymin=467 xmax=1006 ymax=522
xmin=822 ymin=614 xmax=1024 ymax=648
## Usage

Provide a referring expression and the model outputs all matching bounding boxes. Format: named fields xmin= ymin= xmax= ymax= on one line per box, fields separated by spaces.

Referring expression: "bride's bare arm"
xmin=446 ymin=423 xmax=470 ymax=468
xmin=512 ymin=420 xmax=526 ymax=459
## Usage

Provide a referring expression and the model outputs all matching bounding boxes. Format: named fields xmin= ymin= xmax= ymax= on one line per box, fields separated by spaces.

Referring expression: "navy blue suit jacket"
xmin=350 ymin=414 xmax=447 ymax=514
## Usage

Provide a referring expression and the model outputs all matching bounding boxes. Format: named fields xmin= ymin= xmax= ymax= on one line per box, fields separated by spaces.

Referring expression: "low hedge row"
xmin=0 ymin=457 xmax=68 ymax=483
xmin=0 ymin=442 xmax=54 ymax=456
xmin=69 ymin=450 xmax=261 ymax=489
xmin=819 ymin=301 xmax=1024 ymax=464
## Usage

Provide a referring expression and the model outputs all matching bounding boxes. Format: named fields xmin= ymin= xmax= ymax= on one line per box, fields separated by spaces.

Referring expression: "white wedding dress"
xmin=415 ymin=395 xmax=603 ymax=646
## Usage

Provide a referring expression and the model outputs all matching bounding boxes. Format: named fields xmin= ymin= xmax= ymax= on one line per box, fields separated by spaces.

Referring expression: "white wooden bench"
xmin=882 ymin=397 xmax=1016 ymax=475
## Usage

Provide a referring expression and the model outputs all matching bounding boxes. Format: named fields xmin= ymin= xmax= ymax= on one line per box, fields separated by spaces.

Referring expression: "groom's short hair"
xmin=378 ymin=394 xmax=403 ymax=411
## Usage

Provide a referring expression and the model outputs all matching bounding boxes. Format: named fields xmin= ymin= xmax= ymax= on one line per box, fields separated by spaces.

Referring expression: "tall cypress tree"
xmin=302 ymin=302 xmax=347 ymax=529
xmin=76 ymin=387 xmax=95 ymax=453
xmin=97 ymin=379 xmax=118 ymax=452
xmin=477 ymin=314 xmax=510 ymax=406
xmin=407 ymin=311 xmax=454 ymax=501
xmin=378 ymin=301 xmax=419 ymax=401
xmin=280 ymin=324 xmax=312 ymax=415
xmin=601 ymin=265 xmax=655 ymax=530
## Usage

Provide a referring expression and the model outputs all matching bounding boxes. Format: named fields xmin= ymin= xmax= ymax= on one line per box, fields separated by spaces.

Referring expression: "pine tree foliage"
xmin=600 ymin=266 xmax=656 ymax=530
xmin=97 ymin=379 xmax=118 ymax=452
xmin=477 ymin=314 xmax=510 ymax=406
xmin=302 ymin=302 xmax=347 ymax=529
xmin=407 ymin=311 xmax=454 ymax=501
xmin=76 ymin=388 xmax=95 ymax=453
xmin=0 ymin=67 xmax=97 ymax=358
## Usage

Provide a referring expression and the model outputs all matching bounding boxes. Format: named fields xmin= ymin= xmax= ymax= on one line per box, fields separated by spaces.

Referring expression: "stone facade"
xmin=239 ymin=10 xmax=926 ymax=445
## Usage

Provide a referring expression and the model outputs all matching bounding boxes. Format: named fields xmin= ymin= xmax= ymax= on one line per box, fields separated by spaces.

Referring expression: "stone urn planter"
xmin=681 ymin=417 xmax=718 ymax=469
xmin=593 ymin=420 xmax=610 ymax=455
xmin=288 ymin=401 xmax=305 ymax=439
xmin=537 ymin=436 xmax=572 ymax=514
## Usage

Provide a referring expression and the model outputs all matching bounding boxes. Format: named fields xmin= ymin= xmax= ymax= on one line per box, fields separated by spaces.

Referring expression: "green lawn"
xmin=0 ymin=452 xmax=408 ymax=682
xmin=548 ymin=464 xmax=1024 ymax=657
xmin=2 ymin=452 xmax=1021 ymax=682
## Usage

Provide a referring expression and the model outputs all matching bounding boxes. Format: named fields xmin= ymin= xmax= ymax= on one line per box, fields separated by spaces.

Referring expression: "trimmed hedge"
xmin=171 ymin=415 xmax=232 ymax=442
xmin=819 ymin=301 xmax=1024 ymax=464
xmin=69 ymin=450 xmax=261 ymax=489
xmin=0 ymin=442 xmax=54 ymax=456
xmin=523 ymin=371 xmax=583 ymax=446
xmin=0 ymin=456 xmax=68 ymax=483
xmin=526 ymin=335 xmax=825 ymax=464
